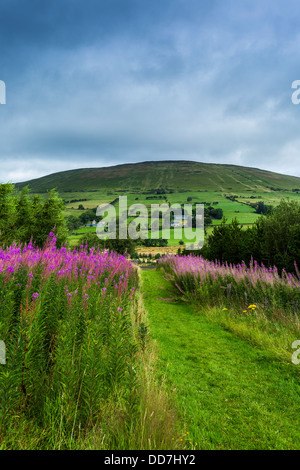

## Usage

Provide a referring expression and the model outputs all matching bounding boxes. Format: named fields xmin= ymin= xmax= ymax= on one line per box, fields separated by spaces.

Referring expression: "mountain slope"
xmin=14 ymin=160 xmax=300 ymax=193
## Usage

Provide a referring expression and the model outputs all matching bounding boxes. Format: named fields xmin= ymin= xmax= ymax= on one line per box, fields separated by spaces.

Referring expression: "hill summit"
xmin=14 ymin=160 xmax=300 ymax=193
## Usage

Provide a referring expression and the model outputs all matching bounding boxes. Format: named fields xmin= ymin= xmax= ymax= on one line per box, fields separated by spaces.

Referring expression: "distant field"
xmin=13 ymin=160 xmax=300 ymax=249
xmin=66 ymin=189 xmax=300 ymax=249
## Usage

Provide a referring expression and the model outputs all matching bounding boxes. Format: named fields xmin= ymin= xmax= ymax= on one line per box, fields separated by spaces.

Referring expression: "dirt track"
xmin=136 ymin=246 xmax=179 ymax=256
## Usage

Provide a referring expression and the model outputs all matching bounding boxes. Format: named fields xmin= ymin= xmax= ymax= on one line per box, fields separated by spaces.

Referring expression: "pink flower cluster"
xmin=0 ymin=234 xmax=137 ymax=299
xmin=158 ymin=254 xmax=300 ymax=290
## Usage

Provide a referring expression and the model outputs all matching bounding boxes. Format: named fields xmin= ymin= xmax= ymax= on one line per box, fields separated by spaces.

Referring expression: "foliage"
xmin=204 ymin=206 xmax=223 ymax=220
xmin=0 ymin=235 xmax=140 ymax=448
xmin=197 ymin=199 xmax=300 ymax=274
xmin=141 ymin=238 xmax=168 ymax=248
xmin=259 ymin=199 xmax=300 ymax=272
xmin=66 ymin=215 xmax=82 ymax=231
xmin=158 ymin=253 xmax=300 ymax=314
xmin=253 ymin=201 xmax=273 ymax=215
xmin=0 ymin=184 xmax=68 ymax=248
xmin=77 ymin=232 xmax=137 ymax=256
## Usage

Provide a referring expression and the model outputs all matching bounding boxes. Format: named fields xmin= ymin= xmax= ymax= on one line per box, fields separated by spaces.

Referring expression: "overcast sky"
xmin=1 ymin=0 xmax=300 ymax=183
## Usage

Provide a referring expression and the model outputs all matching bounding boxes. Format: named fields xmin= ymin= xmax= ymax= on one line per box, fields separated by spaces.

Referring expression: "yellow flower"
xmin=222 ymin=308 xmax=228 ymax=311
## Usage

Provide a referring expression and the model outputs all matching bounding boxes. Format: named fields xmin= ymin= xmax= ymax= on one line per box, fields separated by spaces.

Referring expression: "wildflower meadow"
xmin=0 ymin=233 xmax=144 ymax=448
xmin=158 ymin=254 xmax=300 ymax=314
xmin=1 ymin=234 xmax=300 ymax=450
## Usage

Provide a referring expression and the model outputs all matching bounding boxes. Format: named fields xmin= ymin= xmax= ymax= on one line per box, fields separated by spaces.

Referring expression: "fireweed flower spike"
xmin=0 ymin=232 xmax=140 ymax=444
xmin=0 ymin=232 xmax=138 ymax=310
xmin=157 ymin=253 xmax=300 ymax=312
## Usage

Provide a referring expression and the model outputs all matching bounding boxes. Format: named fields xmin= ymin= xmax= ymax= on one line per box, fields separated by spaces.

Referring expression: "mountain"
xmin=14 ymin=160 xmax=300 ymax=193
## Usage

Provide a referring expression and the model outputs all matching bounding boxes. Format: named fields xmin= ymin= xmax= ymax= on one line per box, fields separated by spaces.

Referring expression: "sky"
xmin=1 ymin=0 xmax=300 ymax=183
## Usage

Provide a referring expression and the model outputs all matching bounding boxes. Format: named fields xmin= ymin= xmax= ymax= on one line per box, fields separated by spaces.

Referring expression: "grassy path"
xmin=141 ymin=269 xmax=300 ymax=450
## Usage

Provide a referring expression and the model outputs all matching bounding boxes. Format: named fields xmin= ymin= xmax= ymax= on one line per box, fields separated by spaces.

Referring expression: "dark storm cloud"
xmin=1 ymin=0 xmax=300 ymax=182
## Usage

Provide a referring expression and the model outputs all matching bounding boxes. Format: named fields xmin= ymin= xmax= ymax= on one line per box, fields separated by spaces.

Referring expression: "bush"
xmin=197 ymin=199 xmax=300 ymax=275
xmin=0 ymin=184 xmax=68 ymax=248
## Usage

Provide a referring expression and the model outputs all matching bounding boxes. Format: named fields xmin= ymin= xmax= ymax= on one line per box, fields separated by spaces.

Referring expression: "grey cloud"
xmin=1 ymin=0 xmax=300 ymax=182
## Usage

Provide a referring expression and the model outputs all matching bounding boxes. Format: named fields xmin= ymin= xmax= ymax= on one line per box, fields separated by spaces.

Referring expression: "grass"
xmin=141 ymin=269 xmax=300 ymax=450
xmin=2 ymin=236 xmax=300 ymax=449
xmin=189 ymin=304 xmax=300 ymax=364
xmin=15 ymin=161 xmax=300 ymax=193
xmin=0 ymin=241 xmax=180 ymax=450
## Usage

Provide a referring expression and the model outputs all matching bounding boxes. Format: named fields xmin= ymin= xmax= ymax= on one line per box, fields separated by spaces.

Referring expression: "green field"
xmin=13 ymin=160 xmax=300 ymax=248
xmin=15 ymin=160 xmax=300 ymax=193
xmin=65 ymin=188 xmax=300 ymax=248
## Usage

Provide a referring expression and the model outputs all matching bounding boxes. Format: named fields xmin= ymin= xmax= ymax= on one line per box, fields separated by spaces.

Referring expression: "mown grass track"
xmin=141 ymin=269 xmax=300 ymax=450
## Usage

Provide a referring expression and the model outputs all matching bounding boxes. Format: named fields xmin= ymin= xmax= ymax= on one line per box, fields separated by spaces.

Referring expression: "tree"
xmin=201 ymin=218 xmax=244 ymax=264
xmin=199 ymin=198 xmax=300 ymax=274
xmin=29 ymin=190 xmax=68 ymax=247
xmin=15 ymin=186 xmax=34 ymax=243
xmin=0 ymin=184 xmax=68 ymax=248
xmin=0 ymin=183 xmax=17 ymax=245
xmin=66 ymin=215 xmax=82 ymax=231
xmin=79 ymin=210 xmax=98 ymax=225
xmin=254 ymin=201 xmax=273 ymax=215
xmin=259 ymin=199 xmax=300 ymax=272
xmin=141 ymin=238 xmax=168 ymax=247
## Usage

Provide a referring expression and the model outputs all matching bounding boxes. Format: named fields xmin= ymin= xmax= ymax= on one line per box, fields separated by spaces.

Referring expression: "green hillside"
xmin=14 ymin=160 xmax=300 ymax=193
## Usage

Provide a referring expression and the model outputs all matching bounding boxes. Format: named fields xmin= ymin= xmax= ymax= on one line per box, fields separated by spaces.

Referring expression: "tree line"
xmin=0 ymin=184 xmax=136 ymax=255
xmin=0 ymin=184 xmax=67 ymax=247
xmin=2 ymin=184 xmax=299 ymax=272
xmin=186 ymin=199 xmax=300 ymax=275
